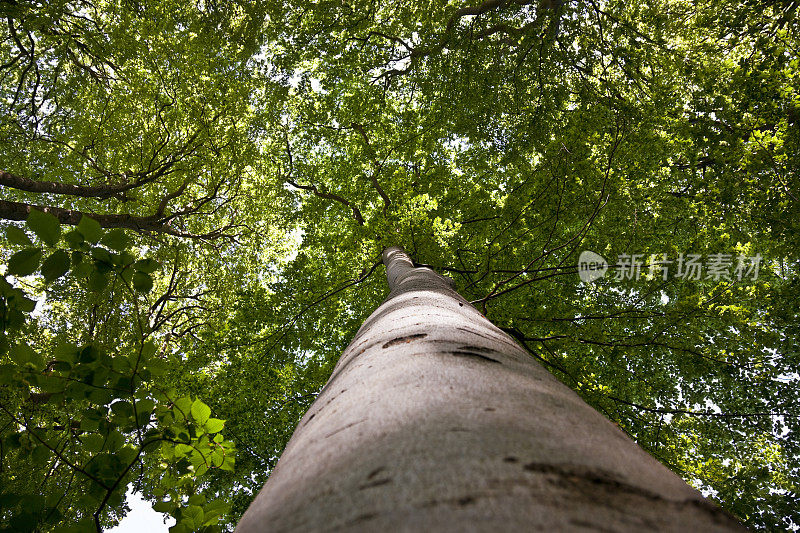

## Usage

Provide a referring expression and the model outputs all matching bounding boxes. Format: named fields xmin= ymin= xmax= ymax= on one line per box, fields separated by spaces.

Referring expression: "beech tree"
xmin=1 ymin=0 xmax=798 ymax=531
xmin=237 ymin=246 xmax=746 ymax=532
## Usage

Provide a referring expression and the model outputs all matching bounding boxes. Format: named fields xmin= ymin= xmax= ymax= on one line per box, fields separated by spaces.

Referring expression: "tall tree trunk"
xmin=236 ymin=246 xmax=746 ymax=532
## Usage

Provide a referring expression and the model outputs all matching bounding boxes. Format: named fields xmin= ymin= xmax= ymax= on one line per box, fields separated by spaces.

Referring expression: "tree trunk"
xmin=236 ymin=246 xmax=746 ymax=532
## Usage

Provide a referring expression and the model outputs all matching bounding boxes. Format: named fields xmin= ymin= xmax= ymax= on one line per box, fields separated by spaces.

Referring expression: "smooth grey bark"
xmin=236 ymin=246 xmax=746 ymax=532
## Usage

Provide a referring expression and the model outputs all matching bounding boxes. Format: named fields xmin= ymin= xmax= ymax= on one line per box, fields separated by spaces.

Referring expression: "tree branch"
xmin=1 ymin=169 xmax=130 ymax=200
xmin=350 ymin=122 xmax=392 ymax=210
xmin=286 ymin=180 xmax=365 ymax=225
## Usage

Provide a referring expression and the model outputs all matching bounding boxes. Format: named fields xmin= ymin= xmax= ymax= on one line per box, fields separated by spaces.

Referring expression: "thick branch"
xmin=283 ymin=132 xmax=365 ymax=225
xmin=1 ymin=169 xmax=129 ymax=200
xmin=0 ymin=198 xmax=174 ymax=233
xmin=287 ymin=180 xmax=365 ymax=225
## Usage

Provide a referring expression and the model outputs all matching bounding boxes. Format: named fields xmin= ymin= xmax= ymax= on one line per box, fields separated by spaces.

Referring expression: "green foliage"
xmin=1 ymin=214 xmax=235 ymax=532
xmin=1 ymin=0 xmax=798 ymax=531
xmin=26 ymin=210 xmax=60 ymax=247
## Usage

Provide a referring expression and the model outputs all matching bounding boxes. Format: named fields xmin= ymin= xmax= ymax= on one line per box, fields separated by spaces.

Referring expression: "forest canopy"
xmin=0 ymin=0 xmax=798 ymax=531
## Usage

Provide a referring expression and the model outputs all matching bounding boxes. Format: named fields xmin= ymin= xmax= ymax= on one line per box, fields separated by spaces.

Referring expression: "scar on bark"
xmin=359 ymin=467 xmax=392 ymax=489
xmin=382 ymin=333 xmax=427 ymax=348
xmin=359 ymin=477 xmax=393 ymax=489
xmin=346 ymin=513 xmax=378 ymax=525
xmin=367 ymin=467 xmax=387 ymax=479
xmin=449 ymin=347 xmax=502 ymax=364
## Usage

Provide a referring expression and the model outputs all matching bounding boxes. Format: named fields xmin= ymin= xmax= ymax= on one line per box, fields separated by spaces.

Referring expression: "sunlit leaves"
xmin=204 ymin=418 xmax=225 ymax=434
xmin=0 ymin=0 xmax=797 ymax=531
xmin=0 ymin=213 xmax=226 ymax=531
xmin=191 ymin=399 xmax=212 ymax=425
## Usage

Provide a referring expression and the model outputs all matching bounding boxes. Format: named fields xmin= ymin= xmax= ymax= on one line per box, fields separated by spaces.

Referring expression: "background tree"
xmin=1 ymin=0 xmax=798 ymax=531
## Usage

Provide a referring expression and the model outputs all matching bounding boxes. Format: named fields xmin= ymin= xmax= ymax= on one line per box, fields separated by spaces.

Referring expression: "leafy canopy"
xmin=0 ymin=0 xmax=798 ymax=531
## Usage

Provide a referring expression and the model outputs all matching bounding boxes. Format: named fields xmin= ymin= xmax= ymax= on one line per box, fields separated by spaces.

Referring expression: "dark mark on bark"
xmin=569 ymin=519 xmax=617 ymax=533
xmin=504 ymin=456 xmax=518 ymax=463
xmin=523 ymin=462 xmax=670 ymax=501
xmin=367 ymin=467 xmax=386 ymax=479
xmin=457 ymin=496 xmax=475 ymax=506
xmin=347 ymin=512 xmax=377 ymax=525
xmin=485 ymin=407 xmax=496 ymax=411
xmin=450 ymin=350 xmax=502 ymax=364
xmin=359 ymin=478 xmax=392 ymax=489
xmin=456 ymin=326 xmax=520 ymax=350
xmin=324 ymin=418 xmax=366 ymax=438
xmin=382 ymin=333 xmax=428 ymax=349
xmin=518 ymin=462 xmax=743 ymax=525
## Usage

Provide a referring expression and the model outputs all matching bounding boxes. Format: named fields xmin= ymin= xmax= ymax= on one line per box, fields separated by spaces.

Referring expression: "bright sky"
xmin=107 ymin=489 xmax=173 ymax=533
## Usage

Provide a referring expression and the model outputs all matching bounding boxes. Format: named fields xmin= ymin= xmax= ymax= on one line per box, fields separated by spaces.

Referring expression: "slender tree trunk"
xmin=236 ymin=247 xmax=746 ymax=532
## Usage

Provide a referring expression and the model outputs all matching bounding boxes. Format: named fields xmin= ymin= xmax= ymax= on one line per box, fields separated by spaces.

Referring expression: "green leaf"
xmin=135 ymin=399 xmax=156 ymax=416
xmin=220 ymin=456 xmax=235 ymax=471
xmin=41 ymin=250 xmax=71 ymax=281
xmin=90 ymin=247 xmax=114 ymax=270
xmin=191 ymin=399 xmax=211 ymax=425
xmin=26 ymin=209 xmax=61 ymax=245
xmin=210 ymin=448 xmax=224 ymax=467
xmin=51 ymin=361 xmax=71 ymax=372
xmin=10 ymin=343 xmax=43 ymax=368
xmin=54 ymin=342 xmax=79 ymax=363
xmin=88 ymin=270 xmax=108 ymax=292
xmin=204 ymin=418 xmax=225 ymax=434
xmin=153 ymin=501 xmax=173 ymax=513
xmin=117 ymin=444 xmax=138 ymax=464
xmin=7 ymin=248 xmax=42 ymax=276
xmin=77 ymin=216 xmax=103 ymax=243
xmin=187 ymin=494 xmax=206 ymax=506
xmin=80 ymin=417 xmax=99 ymax=432
xmin=100 ymin=229 xmax=129 ymax=251
xmin=110 ymin=401 xmax=134 ymax=418
xmin=133 ymin=258 xmax=161 ymax=273
xmin=88 ymin=388 xmax=113 ymax=405
xmin=39 ymin=375 xmax=65 ymax=393
xmin=81 ymin=434 xmax=105 ymax=453
xmin=10 ymin=512 xmax=37 ymax=531
xmin=0 ymin=363 xmax=16 ymax=384
xmin=31 ymin=445 xmax=51 ymax=465
xmin=174 ymin=443 xmax=193 ymax=458
xmin=182 ymin=505 xmax=204 ymax=529
xmin=132 ymin=271 xmax=153 ymax=293
xmin=16 ymin=294 xmax=36 ymax=313
xmin=6 ymin=225 xmax=32 ymax=245
xmin=64 ymin=230 xmax=86 ymax=249
xmin=72 ymin=261 xmax=92 ymax=279
xmin=173 ymin=397 xmax=192 ymax=416
xmin=77 ymin=344 xmax=100 ymax=363
xmin=105 ymin=429 xmax=125 ymax=452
